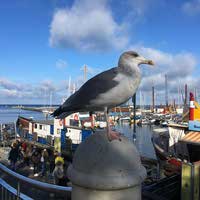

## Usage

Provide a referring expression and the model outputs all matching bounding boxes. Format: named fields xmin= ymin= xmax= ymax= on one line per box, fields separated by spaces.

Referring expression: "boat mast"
xmin=84 ymin=65 xmax=88 ymax=82
xmin=152 ymin=86 xmax=155 ymax=113
xmin=50 ymin=91 xmax=52 ymax=108
xmin=73 ymin=83 xmax=76 ymax=94
xmin=177 ymin=85 xmax=180 ymax=108
xmin=139 ymin=90 xmax=142 ymax=112
xmin=132 ymin=93 xmax=136 ymax=134
xmin=0 ymin=123 xmax=2 ymax=141
xmin=184 ymin=84 xmax=188 ymax=106
xmin=165 ymin=74 xmax=168 ymax=107
xmin=68 ymin=76 xmax=71 ymax=96
xmin=194 ymin=87 xmax=197 ymax=101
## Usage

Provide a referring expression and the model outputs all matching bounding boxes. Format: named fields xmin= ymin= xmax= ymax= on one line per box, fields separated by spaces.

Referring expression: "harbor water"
xmin=0 ymin=105 xmax=52 ymax=123
xmin=0 ymin=105 xmax=156 ymax=159
xmin=115 ymin=123 xmax=156 ymax=159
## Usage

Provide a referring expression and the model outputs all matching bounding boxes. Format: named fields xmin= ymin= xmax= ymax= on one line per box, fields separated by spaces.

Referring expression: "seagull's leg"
xmin=104 ymin=108 xmax=121 ymax=141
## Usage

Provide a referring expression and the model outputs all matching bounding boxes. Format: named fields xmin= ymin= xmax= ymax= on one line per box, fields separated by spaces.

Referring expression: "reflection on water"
xmin=114 ymin=122 xmax=156 ymax=159
xmin=0 ymin=107 xmax=156 ymax=159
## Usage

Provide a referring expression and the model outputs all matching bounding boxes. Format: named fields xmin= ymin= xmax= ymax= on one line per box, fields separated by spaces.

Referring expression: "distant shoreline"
xmin=0 ymin=104 xmax=60 ymax=107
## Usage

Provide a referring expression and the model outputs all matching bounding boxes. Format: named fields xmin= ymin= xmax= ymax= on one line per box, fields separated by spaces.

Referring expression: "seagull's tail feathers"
xmin=51 ymin=106 xmax=74 ymax=119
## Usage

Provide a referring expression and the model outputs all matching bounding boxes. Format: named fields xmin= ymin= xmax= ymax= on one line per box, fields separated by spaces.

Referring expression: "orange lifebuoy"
xmin=74 ymin=114 xmax=79 ymax=121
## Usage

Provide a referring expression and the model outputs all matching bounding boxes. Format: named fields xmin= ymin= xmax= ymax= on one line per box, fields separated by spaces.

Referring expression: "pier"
xmin=20 ymin=106 xmax=56 ymax=113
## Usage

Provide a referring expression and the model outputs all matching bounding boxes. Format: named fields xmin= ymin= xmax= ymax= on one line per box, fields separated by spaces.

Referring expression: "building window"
xmin=39 ymin=125 xmax=42 ymax=130
xmin=34 ymin=124 xmax=37 ymax=129
xmin=57 ymin=129 xmax=61 ymax=134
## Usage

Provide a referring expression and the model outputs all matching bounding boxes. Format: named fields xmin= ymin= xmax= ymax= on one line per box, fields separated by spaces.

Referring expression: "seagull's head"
xmin=118 ymin=51 xmax=154 ymax=69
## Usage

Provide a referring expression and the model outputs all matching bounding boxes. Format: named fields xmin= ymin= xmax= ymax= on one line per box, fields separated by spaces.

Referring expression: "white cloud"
xmin=127 ymin=0 xmax=161 ymax=17
xmin=49 ymin=0 xmax=128 ymax=51
xmin=37 ymin=80 xmax=56 ymax=93
xmin=182 ymin=0 xmax=200 ymax=16
xmin=0 ymin=76 xmax=88 ymax=104
xmin=0 ymin=78 xmax=24 ymax=90
xmin=0 ymin=89 xmax=18 ymax=98
xmin=0 ymin=78 xmax=63 ymax=103
xmin=56 ymin=59 xmax=67 ymax=69
xmin=128 ymin=45 xmax=198 ymax=104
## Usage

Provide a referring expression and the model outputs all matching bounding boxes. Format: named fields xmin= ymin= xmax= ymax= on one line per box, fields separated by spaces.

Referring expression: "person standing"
xmin=41 ymin=149 xmax=49 ymax=177
xmin=8 ymin=142 xmax=19 ymax=171
xmin=31 ymin=147 xmax=41 ymax=176
xmin=53 ymin=155 xmax=66 ymax=186
xmin=21 ymin=140 xmax=27 ymax=152
xmin=23 ymin=144 xmax=32 ymax=166
xmin=49 ymin=150 xmax=56 ymax=176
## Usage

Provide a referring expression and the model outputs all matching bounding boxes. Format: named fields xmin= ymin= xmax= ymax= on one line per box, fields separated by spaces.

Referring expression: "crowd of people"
xmin=8 ymin=139 xmax=70 ymax=186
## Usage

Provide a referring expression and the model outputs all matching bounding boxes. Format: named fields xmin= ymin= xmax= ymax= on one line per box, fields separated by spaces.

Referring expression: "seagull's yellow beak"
xmin=147 ymin=60 xmax=154 ymax=65
xmin=141 ymin=59 xmax=154 ymax=66
xmin=137 ymin=56 xmax=154 ymax=66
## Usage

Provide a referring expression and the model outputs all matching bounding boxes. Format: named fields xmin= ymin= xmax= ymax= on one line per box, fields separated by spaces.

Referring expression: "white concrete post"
xmin=68 ymin=131 xmax=146 ymax=200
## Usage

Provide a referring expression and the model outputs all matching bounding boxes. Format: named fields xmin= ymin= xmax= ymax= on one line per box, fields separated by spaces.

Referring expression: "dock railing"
xmin=0 ymin=163 xmax=72 ymax=199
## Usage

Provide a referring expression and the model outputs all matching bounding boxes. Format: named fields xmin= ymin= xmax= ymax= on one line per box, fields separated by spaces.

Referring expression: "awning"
xmin=180 ymin=131 xmax=200 ymax=144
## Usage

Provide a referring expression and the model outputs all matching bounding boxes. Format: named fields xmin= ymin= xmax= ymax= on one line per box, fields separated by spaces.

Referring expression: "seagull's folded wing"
xmin=62 ymin=67 xmax=119 ymax=111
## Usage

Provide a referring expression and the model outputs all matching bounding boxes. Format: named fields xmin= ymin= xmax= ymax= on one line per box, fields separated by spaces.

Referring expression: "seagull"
xmin=52 ymin=51 xmax=154 ymax=141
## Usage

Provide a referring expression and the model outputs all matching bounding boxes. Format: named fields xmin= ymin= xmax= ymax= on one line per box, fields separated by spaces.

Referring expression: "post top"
xmin=67 ymin=131 xmax=146 ymax=190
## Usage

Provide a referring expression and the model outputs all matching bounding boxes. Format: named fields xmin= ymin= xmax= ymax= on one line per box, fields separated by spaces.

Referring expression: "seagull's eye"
xmin=130 ymin=52 xmax=139 ymax=57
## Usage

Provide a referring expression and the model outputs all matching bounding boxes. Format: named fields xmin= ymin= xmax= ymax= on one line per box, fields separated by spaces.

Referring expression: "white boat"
xmin=83 ymin=121 xmax=92 ymax=128
xmin=119 ymin=116 xmax=130 ymax=122
xmin=95 ymin=121 xmax=107 ymax=128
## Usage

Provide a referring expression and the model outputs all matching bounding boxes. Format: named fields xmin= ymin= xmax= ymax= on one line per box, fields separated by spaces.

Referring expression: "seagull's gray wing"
xmin=52 ymin=67 xmax=120 ymax=118
xmin=65 ymin=67 xmax=119 ymax=109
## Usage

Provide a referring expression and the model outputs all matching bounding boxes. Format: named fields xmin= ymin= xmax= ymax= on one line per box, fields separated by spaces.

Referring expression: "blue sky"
xmin=0 ymin=0 xmax=200 ymax=105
